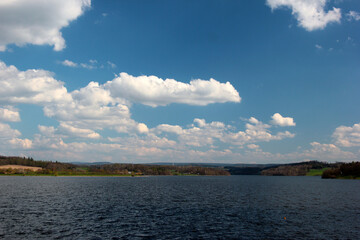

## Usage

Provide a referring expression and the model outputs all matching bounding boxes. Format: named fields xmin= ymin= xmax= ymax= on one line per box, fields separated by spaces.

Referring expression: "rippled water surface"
xmin=0 ymin=176 xmax=359 ymax=239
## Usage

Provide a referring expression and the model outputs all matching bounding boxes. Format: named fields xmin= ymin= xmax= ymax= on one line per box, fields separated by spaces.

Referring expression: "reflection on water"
xmin=0 ymin=176 xmax=359 ymax=239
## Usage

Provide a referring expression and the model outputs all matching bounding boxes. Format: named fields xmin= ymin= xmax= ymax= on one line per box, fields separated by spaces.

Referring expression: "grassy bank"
xmin=306 ymin=168 xmax=329 ymax=176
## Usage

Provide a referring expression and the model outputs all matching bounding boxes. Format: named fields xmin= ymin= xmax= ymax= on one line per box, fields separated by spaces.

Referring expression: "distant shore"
xmin=1 ymin=156 xmax=359 ymax=179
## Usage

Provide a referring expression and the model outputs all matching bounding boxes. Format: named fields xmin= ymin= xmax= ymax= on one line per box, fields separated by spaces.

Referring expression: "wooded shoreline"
xmin=1 ymin=156 xmax=359 ymax=179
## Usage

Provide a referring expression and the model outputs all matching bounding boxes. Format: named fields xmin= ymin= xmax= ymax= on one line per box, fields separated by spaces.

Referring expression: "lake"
xmin=0 ymin=176 xmax=359 ymax=239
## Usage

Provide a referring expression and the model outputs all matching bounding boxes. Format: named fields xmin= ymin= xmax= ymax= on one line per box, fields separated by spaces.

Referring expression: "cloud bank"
xmin=0 ymin=0 xmax=90 ymax=51
xmin=266 ymin=0 xmax=341 ymax=31
xmin=0 ymin=61 xmax=240 ymax=138
xmin=0 ymin=60 xmax=357 ymax=163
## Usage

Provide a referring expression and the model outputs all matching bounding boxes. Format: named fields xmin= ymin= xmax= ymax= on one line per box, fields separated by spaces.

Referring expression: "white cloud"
xmin=223 ymin=117 xmax=295 ymax=145
xmin=43 ymin=81 xmax=132 ymax=133
xmin=71 ymin=81 xmax=114 ymax=106
xmin=105 ymin=72 xmax=241 ymax=107
xmin=347 ymin=11 xmax=360 ymax=21
xmin=38 ymin=125 xmax=56 ymax=137
xmin=0 ymin=122 xmax=21 ymax=139
xmin=61 ymin=59 xmax=99 ymax=69
xmin=155 ymin=124 xmax=184 ymax=135
xmin=301 ymin=141 xmax=356 ymax=161
xmin=266 ymin=0 xmax=341 ymax=31
xmin=247 ymin=144 xmax=259 ymax=149
xmin=249 ymin=117 xmax=260 ymax=125
xmin=0 ymin=61 xmax=302 ymax=163
xmin=0 ymin=107 xmax=20 ymax=122
xmin=242 ymin=141 xmax=358 ymax=163
xmin=137 ymin=123 xmax=149 ymax=134
xmin=0 ymin=122 xmax=32 ymax=149
xmin=0 ymin=0 xmax=90 ymax=51
xmin=9 ymin=138 xmax=33 ymax=149
xmin=315 ymin=44 xmax=323 ymax=49
xmin=194 ymin=118 xmax=207 ymax=128
xmin=0 ymin=61 xmax=71 ymax=105
xmin=58 ymin=122 xmax=100 ymax=139
xmin=61 ymin=60 xmax=78 ymax=67
xmin=270 ymin=113 xmax=296 ymax=126
xmin=0 ymin=61 xmax=240 ymax=137
xmin=332 ymin=123 xmax=360 ymax=147
xmin=155 ymin=117 xmax=295 ymax=148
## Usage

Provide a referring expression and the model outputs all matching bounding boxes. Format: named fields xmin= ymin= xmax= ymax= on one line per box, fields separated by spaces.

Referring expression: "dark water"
xmin=0 ymin=176 xmax=359 ymax=239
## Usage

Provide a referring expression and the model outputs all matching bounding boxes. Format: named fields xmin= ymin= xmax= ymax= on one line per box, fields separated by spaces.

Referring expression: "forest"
xmin=0 ymin=156 xmax=230 ymax=176
xmin=1 ymin=156 xmax=359 ymax=178
xmin=321 ymin=162 xmax=360 ymax=179
xmin=260 ymin=161 xmax=337 ymax=176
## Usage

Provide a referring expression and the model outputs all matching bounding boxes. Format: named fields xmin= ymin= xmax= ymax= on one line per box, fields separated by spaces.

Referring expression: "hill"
xmin=0 ymin=156 xmax=229 ymax=176
xmin=322 ymin=162 xmax=360 ymax=179
xmin=260 ymin=161 xmax=337 ymax=176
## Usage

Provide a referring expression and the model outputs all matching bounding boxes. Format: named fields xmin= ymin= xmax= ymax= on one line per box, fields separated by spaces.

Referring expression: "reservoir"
xmin=0 ymin=176 xmax=359 ymax=239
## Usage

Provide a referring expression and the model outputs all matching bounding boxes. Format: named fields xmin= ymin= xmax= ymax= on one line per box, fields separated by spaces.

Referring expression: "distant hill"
xmin=0 ymin=156 xmax=229 ymax=176
xmin=261 ymin=161 xmax=336 ymax=176
xmin=322 ymin=162 xmax=360 ymax=179
xmin=223 ymin=161 xmax=339 ymax=176
xmin=2 ymin=155 xmax=356 ymax=178
xmin=70 ymin=161 xmax=112 ymax=166
xmin=151 ymin=161 xmax=338 ymax=176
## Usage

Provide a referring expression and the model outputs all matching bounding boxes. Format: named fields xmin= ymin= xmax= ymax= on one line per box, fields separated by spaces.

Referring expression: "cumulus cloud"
xmin=0 ymin=0 xmax=90 ymax=51
xmin=0 ymin=122 xmax=32 ymax=150
xmin=332 ymin=123 xmax=360 ymax=147
xmin=266 ymin=0 xmax=341 ymax=31
xmin=242 ymin=141 xmax=358 ymax=163
xmin=1 ymin=61 xmax=303 ymax=163
xmin=38 ymin=125 xmax=56 ymax=137
xmin=9 ymin=138 xmax=33 ymax=149
xmin=0 ymin=61 xmax=132 ymax=134
xmin=58 ymin=123 xmax=100 ymax=139
xmin=43 ymin=81 xmax=132 ymax=133
xmin=61 ymin=60 xmax=78 ymax=67
xmin=247 ymin=144 xmax=259 ymax=149
xmin=105 ymin=72 xmax=241 ymax=107
xmin=301 ymin=142 xmax=356 ymax=161
xmin=0 ymin=123 xmax=21 ymax=139
xmin=0 ymin=61 xmax=71 ymax=105
xmin=155 ymin=117 xmax=295 ymax=148
xmin=347 ymin=11 xmax=360 ymax=21
xmin=223 ymin=117 xmax=295 ymax=145
xmin=0 ymin=107 xmax=20 ymax=122
xmin=0 ymin=61 xmax=241 ymax=136
xmin=270 ymin=113 xmax=296 ymax=126
xmin=137 ymin=123 xmax=149 ymax=134
xmin=155 ymin=124 xmax=184 ymax=135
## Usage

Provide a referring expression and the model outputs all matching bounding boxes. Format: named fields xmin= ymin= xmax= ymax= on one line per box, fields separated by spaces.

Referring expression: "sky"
xmin=0 ymin=0 xmax=359 ymax=164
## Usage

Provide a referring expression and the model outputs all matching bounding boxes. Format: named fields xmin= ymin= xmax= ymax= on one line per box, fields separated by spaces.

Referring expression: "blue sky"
xmin=0 ymin=0 xmax=359 ymax=163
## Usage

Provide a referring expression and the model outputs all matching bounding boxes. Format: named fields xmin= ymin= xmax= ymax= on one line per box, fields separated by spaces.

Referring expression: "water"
xmin=0 ymin=176 xmax=359 ymax=239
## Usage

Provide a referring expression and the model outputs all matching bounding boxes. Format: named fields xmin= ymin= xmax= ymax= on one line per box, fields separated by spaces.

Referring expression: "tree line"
xmin=0 ymin=156 xmax=230 ymax=176
xmin=261 ymin=161 xmax=339 ymax=176
xmin=322 ymin=162 xmax=360 ymax=179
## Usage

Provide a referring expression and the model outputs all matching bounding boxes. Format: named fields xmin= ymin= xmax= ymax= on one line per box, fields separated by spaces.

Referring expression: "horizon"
xmin=0 ymin=0 xmax=359 ymax=164
xmin=0 ymin=154 xmax=342 ymax=166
